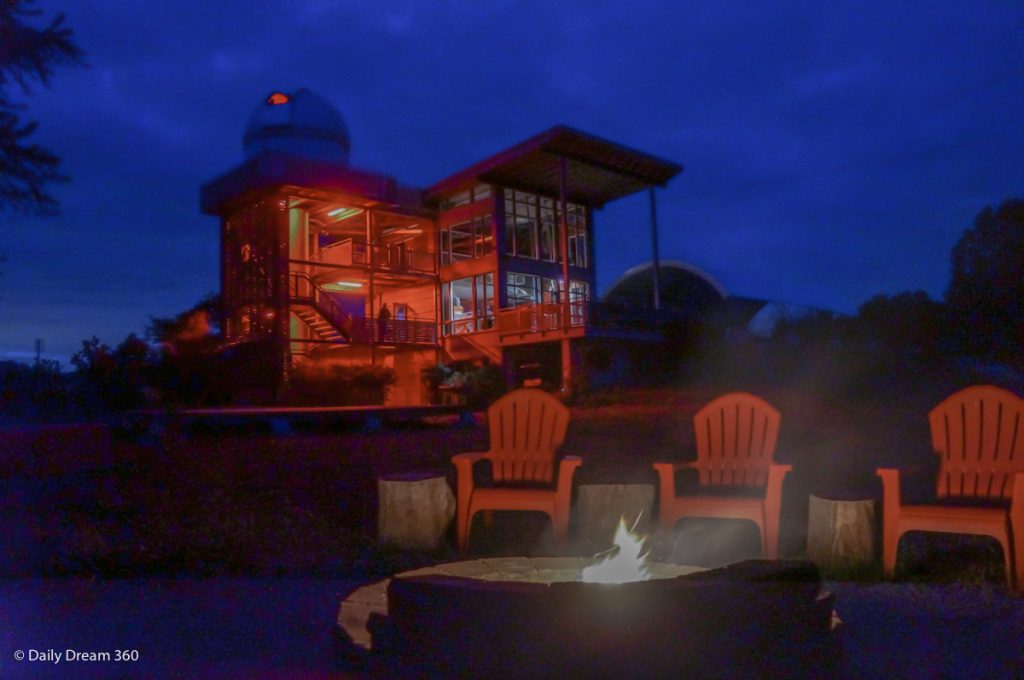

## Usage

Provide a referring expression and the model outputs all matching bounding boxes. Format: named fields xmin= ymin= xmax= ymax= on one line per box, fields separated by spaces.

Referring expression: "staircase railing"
xmin=289 ymin=270 xmax=437 ymax=346
xmin=288 ymin=271 xmax=352 ymax=341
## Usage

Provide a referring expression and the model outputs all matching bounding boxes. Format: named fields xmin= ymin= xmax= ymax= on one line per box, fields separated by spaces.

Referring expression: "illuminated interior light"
xmin=382 ymin=224 xmax=421 ymax=234
xmin=267 ymin=92 xmax=290 ymax=105
xmin=333 ymin=281 xmax=363 ymax=288
xmin=327 ymin=207 xmax=364 ymax=220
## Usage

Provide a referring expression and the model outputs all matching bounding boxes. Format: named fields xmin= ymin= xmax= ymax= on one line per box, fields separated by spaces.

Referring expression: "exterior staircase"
xmin=293 ymin=305 xmax=345 ymax=343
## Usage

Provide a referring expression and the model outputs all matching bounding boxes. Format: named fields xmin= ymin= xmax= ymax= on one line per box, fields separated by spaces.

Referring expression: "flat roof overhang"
xmin=425 ymin=125 xmax=683 ymax=208
xmin=200 ymin=151 xmax=425 ymax=215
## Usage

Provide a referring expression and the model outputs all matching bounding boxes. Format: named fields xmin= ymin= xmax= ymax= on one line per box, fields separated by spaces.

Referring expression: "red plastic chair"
xmin=452 ymin=388 xmax=581 ymax=552
xmin=877 ymin=385 xmax=1024 ymax=591
xmin=654 ymin=392 xmax=791 ymax=559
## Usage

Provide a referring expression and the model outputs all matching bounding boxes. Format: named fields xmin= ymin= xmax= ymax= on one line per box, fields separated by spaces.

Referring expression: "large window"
xmin=442 ymin=273 xmax=495 ymax=335
xmin=539 ymin=197 xmax=556 ymax=261
xmin=504 ymin=190 xmax=538 ymax=259
xmin=440 ymin=215 xmax=494 ymax=265
xmin=506 ymin=272 xmax=541 ymax=308
xmin=505 ymin=272 xmax=591 ymax=326
xmin=442 ymin=184 xmax=491 ymax=210
xmin=506 ymin=272 xmax=588 ymax=307
xmin=503 ymin=190 xmax=588 ymax=266
xmin=567 ymin=203 xmax=589 ymax=267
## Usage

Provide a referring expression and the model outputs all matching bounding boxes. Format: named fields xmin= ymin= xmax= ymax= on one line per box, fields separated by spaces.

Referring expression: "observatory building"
xmin=200 ymin=89 xmax=682 ymax=404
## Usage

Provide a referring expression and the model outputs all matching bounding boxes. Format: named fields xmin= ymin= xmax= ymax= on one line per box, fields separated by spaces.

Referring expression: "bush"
xmin=421 ymin=363 xmax=508 ymax=408
xmin=0 ymin=360 xmax=78 ymax=422
xmin=464 ymin=364 xmax=508 ymax=409
xmin=287 ymin=362 xmax=397 ymax=405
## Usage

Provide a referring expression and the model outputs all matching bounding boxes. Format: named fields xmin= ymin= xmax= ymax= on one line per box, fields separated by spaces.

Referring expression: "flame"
xmin=581 ymin=516 xmax=651 ymax=584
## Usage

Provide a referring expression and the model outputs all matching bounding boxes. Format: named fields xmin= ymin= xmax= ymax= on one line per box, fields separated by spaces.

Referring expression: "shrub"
xmin=287 ymin=362 xmax=397 ymax=405
xmin=464 ymin=363 xmax=508 ymax=409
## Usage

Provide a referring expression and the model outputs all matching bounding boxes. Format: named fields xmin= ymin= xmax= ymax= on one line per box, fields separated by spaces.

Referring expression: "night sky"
xmin=2 ymin=0 xmax=1023 ymax=365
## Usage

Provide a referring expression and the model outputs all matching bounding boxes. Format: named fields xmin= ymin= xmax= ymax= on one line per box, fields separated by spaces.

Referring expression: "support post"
xmin=366 ymin=208 xmax=375 ymax=364
xmin=648 ymin=185 xmax=661 ymax=311
xmin=557 ymin=156 xmax=572 ymax=396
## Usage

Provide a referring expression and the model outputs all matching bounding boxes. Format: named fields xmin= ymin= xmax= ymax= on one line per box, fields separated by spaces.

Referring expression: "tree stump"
xmin=378 ymin=472 xmax=455 ymax=551
xmin=574 ymin=484 xmax=655 ymax=549
xmin=806 ymin=495 xmax=876 ymax=571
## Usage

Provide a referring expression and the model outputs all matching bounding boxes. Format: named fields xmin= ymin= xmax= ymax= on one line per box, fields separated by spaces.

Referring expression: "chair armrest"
xmin=876 ymin=467 xmax=902 ymax=511
xmin=653 ymin=462 xmax=696 ymax=502
xmin=556 ymin=455 xmax=583 ymax=499
xmin=763 ymin=463 xmax=791 ymax=510
xmin=1011 ymin=472 xmax=1024 ymax=528
xmin=766 ymin=463 xmax=791 ymax=488
xmin=452 ymin=451 xmax=489 ymax=494
xmin=652 ymin=462 xmax=697 ymax=475
xmin=452 ymin=451 xmax=489 ymax=466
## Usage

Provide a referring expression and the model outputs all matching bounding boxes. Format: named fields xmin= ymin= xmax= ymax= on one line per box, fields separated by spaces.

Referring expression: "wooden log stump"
xmin=806 ymin=495 xmax=876 ymax=571
xmin=574 ymin=484 xmax=655 ymax=549
xmin=378 ymin=472 xmax=455 ymax=551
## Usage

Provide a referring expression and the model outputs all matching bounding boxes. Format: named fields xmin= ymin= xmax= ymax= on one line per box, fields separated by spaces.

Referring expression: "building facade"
xmin=200 ymin=89 xmax=682 ymax=404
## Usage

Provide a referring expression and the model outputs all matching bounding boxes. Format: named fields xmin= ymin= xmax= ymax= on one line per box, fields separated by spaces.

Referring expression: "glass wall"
xmin=503 ymin=189 xmax=589 ymax=266
xmin=505 ymin=272 xmax=589 ymax=308
xmin=440 ymin=214 xmax=494 ymax=265
xmin=441 ymin=272 xmax=495 ymax=335
xmin=566 ymin=202 xmax=588 ymax=268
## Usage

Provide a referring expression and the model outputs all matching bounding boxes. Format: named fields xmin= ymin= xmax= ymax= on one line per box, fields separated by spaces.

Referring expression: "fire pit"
xmin=338 ymin=522 xmax=839 ymax=678
xmin=339 ymin=558 xmax=837 ymax=679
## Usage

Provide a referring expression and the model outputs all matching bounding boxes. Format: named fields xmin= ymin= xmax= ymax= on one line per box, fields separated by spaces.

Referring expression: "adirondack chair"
xmin=653 ymin=392 xmax=791 ymax=560
xmin=877 ymin=385 xmax=1024 ymax=591
xmin=452 ymin=388 xmax=582 ymax=552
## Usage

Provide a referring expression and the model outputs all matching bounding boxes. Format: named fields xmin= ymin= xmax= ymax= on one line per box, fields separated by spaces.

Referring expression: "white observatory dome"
xmin=242 ymin=88 xmax=351 ymax=165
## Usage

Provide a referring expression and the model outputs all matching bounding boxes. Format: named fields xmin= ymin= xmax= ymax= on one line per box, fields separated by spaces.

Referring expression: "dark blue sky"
xmin=3 ymin=0 xmax=1023 ymax=364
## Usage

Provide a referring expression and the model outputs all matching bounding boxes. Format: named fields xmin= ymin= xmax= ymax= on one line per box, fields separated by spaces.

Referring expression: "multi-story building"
xmin=200 ymin=89 xmax=682 ymax=404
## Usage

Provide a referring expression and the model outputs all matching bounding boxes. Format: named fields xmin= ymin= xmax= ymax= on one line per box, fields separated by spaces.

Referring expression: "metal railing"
xmin=497 ymin=301 xmax=588 ymax=335
xmin=314 ymin=240 xmax=435 ymax=274
xmin=495 ymin=300 xmax=683 ymax=336
xmin=366 ymin=318 xmax=437 ymax=344
xmin=288 ymin=271 xmax=352 ymax=341
xmin=289 ymin=270 xmax=436 ymax=346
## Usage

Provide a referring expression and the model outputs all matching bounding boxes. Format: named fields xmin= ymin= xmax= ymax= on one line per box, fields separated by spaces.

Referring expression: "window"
xmin=503 ymin=190 xmax=538 ymax=259
xmin=475 ymin=273 xmax=495 ymax=330
xmin=442 ymin=273 xmax=496 ymax=335
xmin=440 ymin=215 xmax=494 ymax=265
xmin=567 ymin=203 xmax=589 ymax=267
xmin=506 ymin=272 xmax=540 ymax=308
xmin=540 ymin=197 xmax=556 ymax=261
xmin=473 ymin=184 xmax=491 ymax=202
xmin=569 ymin=280 xmax=590 ymax=325
xmin=501 ymin=190 xmax=589 ymax=267
xmin=448 ymin=190 xmax=471 ymax=209
xmin=449 ymin=221 xmax=473 ymax=262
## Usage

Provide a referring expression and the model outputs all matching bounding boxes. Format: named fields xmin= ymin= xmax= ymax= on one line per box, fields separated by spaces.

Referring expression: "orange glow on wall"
xmin=267 ymin=92 xmax=290 ymax=105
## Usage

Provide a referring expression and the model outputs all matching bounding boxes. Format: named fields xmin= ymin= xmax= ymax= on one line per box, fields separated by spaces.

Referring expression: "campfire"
xmin=581 ymin=516 xmax=652 ymax=584
xmin=338 ymin=518 xmax=839 ymax=678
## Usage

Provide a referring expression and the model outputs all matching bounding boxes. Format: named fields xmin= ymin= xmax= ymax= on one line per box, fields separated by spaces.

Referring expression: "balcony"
xmin=495 ymin=301 xmax=666 ymax=345
xmin=317 ymin=240 xmax=435 ymax=275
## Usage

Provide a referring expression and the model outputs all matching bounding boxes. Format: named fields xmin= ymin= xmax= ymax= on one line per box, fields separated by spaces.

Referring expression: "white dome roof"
xmin=243 ymin=88 xmax=350 ymax=165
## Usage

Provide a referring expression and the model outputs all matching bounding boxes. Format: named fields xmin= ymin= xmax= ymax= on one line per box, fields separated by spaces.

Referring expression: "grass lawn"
xmin=0 ymin=380 xmax=1013 ymax=585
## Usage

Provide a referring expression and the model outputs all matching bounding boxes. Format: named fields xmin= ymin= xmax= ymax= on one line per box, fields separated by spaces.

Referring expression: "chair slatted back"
xmin=487 ymin=388 xmax=569 ymax=483
xmin=929 ymin=385 xmax=1024 ymax=500
xmin=693 ymin=392 xmax=781 ymax=487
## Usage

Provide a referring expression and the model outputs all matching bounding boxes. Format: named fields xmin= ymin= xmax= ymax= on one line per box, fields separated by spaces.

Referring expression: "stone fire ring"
xmin=337 ymin=557 xmax=706 ymax=650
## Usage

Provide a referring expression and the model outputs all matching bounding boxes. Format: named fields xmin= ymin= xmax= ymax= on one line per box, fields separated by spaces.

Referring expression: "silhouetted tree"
xmin=855 ymin=291 xmax=946 ymax=357
xmin=146 ymin=293 xmax=220 ymax=346
xmin=0 ymin=0 xmax=84 ymax=213
xmin=71 ymin=334 xmax=152 ymax=411
xmin=146 ymin=294 xmax=226 ymax=405
xmin=945 ymin=198 xmax=1024 ymax=365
